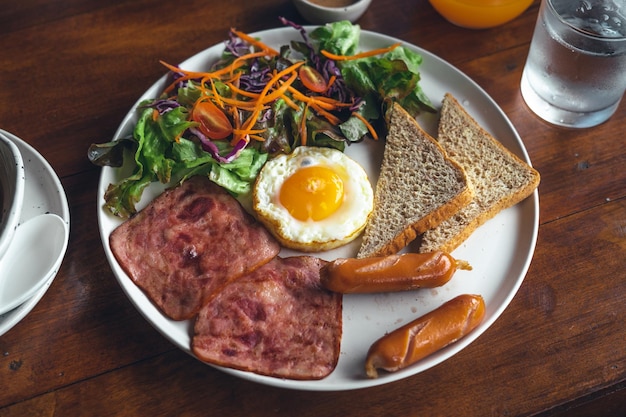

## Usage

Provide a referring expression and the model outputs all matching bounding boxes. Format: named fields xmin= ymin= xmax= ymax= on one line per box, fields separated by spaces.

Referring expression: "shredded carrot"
xmin=285 ymin=86 xmax=350 ymax=125
xmin=352 ymin=112 xmax=379 ymax=140
xmin=321 ymin=42 xmax=402 ymax=61
xmin=226 ymin=70 xmax=242 ymax=83
xmin=219 ymin=97 xmax=260 ymax=111
xmin=151 ymin=108 xmax=159 ymax=122
xmin=159 ymin=60 xmax=212 ymax=79
xmin=230 ymin=50 xmax=274 ymax=63
xmin=160 ymin=60 xmax=247 ymax=94
xmin=233 ymin=128 xmax=266 ymax=135
xmin=313 ymin=105 xmax=341 ymax=125
xmin=324 ymin=75 xmax=337 ymax=93
xmin=230 ymin=106 xmax=241 ymax=132
xmin=230 ymin=28 xmax=279 ymax=55
xmin=300 ymin=104 xmax=309 ymax=146
xmin=287 ymin=87 xmax=341 ymax=111
xmin=316 ymin=95 xmax=352 ymax=105
xmin=209 ymin=80 xmax=225 ymax=108
xmin=226 ymin=82 xmax=259 ymax=99
xmin=260 ymin=72 xmax=298 ymax=104
xmin=293 ymin=91 xmax=353 ymax=108
xmin=228 ymin=51 xmax=273 ymax=78
xmin=281 ymin=94 xmax=301 ymax=112
xmin=207 ymin=61 xmax=248 ymax=78
xmin=249 ymin=134 xmax=266 ymax=142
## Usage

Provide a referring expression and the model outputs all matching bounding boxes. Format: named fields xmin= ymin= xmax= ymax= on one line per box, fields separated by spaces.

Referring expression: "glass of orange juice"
xmin=429 ymin=0 xmax=533 ymax=29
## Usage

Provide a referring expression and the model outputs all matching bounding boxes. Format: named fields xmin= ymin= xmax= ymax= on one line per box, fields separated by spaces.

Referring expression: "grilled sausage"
xmin=365 ymin=294 xmax=485 ymax=378
xmin=320 ymin=251 xmax=471 ymax=294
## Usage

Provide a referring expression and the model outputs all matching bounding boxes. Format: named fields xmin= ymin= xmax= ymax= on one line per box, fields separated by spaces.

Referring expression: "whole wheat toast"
xmin=418 ymin=93 xmax=540 ymax=253
xmin=357 ymin=103 xmax=473 ymax=258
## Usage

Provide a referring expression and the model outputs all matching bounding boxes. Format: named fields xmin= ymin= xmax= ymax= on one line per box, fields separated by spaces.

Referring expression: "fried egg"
xmin=253 ymin=146 xmax=374 ymax=252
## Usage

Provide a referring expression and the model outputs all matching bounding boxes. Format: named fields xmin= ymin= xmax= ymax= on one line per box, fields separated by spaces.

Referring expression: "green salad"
xmin=89 ymin=19 xmax=434 ymax=219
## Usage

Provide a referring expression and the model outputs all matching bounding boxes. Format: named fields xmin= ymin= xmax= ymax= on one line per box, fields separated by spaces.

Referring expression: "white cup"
xmin=0 ymin=132 xmax=25 ymax=260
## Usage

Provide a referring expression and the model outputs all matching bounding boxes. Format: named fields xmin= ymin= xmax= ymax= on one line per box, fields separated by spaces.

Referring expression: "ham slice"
xmin=192 ymin=256 xmax=342 ymax=380
xmin=109 ymin=176 xmax=280 ymax=320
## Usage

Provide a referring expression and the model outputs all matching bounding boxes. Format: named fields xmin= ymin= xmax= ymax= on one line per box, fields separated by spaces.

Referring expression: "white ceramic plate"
xmin=0 ymin=130 xmax=70 ymax=337
xmin=97 ymin=27 xmax=539 ymax=391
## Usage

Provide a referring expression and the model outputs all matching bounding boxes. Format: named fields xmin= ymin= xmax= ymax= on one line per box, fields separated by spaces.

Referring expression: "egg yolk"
xmin=279 ymin=166 xmax=344 ymax=221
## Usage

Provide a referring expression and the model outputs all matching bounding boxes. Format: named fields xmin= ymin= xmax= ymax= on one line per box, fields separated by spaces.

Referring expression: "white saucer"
xmin=0 ymin=130 xmax=70 ymax=337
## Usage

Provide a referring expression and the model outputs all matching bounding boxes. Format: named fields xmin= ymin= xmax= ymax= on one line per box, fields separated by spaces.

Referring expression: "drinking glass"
xmin=520 ymin=0 xmax=626 ymax=128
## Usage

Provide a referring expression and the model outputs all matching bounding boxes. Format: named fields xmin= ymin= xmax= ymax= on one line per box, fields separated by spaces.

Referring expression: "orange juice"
xmin=429 ymin=0 xmax=533 ymax=29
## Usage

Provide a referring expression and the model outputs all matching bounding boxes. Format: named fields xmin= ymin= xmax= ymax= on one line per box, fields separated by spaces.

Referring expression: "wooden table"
xmin=1 ymin=0 xmax=625 ymax=415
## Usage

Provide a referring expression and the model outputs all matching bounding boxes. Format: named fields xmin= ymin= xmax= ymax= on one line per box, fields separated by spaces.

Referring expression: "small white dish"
xmin=0 ymin=131 xmax=25 ymax=261
xmin=0 ymin=130 xmax=70 ymax=336
xmin=293 ymin=0 xmax=372 ymax=24
xmin=0 ymin=214 xmax=69 ymax=315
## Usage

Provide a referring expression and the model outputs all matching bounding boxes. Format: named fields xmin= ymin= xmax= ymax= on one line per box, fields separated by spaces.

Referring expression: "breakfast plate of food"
xmin=95 ymin=20 xmax=539 ymax=390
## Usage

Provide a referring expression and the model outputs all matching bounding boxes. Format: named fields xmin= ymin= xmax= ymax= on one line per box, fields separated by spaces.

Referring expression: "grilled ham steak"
xmin=109 ymin=176 xmax=280 ymax=320
xmin=192 ymin=256 xmax=342 ymax=380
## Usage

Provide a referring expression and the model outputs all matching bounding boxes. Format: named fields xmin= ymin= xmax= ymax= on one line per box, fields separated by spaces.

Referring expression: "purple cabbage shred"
xmin=191 ymin=127 xmax=248 ymax=164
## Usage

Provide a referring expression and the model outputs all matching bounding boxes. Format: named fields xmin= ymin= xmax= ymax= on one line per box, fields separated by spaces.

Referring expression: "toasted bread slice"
xmin=357 ymin=103 xmax=473 ymax=258
xmin=418 ymin=93 xmax=541 ymax=253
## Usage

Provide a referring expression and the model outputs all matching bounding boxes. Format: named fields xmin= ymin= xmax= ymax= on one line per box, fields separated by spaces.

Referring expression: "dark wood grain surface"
xmin=1 ymin=1 xmax=625 ymax=416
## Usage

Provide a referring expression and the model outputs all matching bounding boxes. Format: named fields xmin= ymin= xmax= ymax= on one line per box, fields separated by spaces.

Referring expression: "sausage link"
xmin=365 ymin=294 xmax=485 ymax=378
xmin=320 ymin=251 xmax=470 ymax=294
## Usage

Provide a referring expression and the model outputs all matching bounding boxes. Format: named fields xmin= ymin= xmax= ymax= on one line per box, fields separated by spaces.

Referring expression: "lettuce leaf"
xmin=94 ymin=107 xmax=266 ymax=218
xmin=312 ymin=21 xmax=436 ymax=116
xmin=310 ymin=21 xmax=361 ymax=56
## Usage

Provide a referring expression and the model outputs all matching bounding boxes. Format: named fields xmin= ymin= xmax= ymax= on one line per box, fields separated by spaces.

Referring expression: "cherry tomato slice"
xmin=192 ymin=100 xmax=233 ymax=140
xmin=299 ymin=65 xmax=328 ymax=93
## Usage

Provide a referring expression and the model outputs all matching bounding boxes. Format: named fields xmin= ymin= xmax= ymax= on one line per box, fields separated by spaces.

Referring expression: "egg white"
xmin=253 ymin=146 xmax=374 ymax=252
